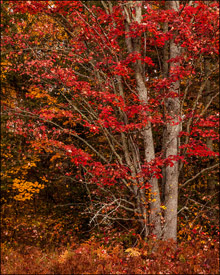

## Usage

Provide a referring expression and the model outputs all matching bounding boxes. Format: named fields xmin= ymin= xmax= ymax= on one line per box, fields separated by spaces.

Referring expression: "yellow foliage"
xmin=58 ymin=249 xmax=75 ymax=264
xmin=125 ymin=247 xmax=141 ymax=257
xmin=50 ymin=154 xmax=61 ymax=162
xmin=40 ymin=176 xmax=49 ymax=183
xmin=12 ymin=178 xmax=44 ymax=201
xmin=27 ymin=87 xmax=58 ymax=104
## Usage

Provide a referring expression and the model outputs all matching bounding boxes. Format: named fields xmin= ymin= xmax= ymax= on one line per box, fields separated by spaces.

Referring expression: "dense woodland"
xmin=1 ymin=1 xmax=219 ymax=274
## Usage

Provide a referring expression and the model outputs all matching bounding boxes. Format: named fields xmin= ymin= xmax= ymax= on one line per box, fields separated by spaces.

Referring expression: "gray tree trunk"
xmin=163 ymin=0 xmax=180 ymax=241
xmin=123 ymin=1 xmax=162 ymax=238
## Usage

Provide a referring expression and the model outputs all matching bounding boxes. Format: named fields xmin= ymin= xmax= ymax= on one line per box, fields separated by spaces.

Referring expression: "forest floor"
xmin=1 ymin=235 xmax=219 ymax=274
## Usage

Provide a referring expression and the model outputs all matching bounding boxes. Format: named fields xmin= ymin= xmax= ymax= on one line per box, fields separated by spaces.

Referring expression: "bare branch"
xmin=180 ymin=163 xmax=219 ymax=188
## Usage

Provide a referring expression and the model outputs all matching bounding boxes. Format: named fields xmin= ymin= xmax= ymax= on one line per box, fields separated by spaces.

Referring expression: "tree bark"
xmin=163 ymin=0 xmax=180 ymax=241
xmin=123 ymin=1 xmax=162 ymax=238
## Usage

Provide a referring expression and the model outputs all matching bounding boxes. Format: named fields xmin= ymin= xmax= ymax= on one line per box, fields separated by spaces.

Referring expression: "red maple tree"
xmin=1 ymin=0 xmax=219 ymax=241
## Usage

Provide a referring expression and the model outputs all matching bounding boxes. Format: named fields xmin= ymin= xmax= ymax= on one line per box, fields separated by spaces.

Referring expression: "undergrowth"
xmin=1 ymin=233 xmax=219 ymax=274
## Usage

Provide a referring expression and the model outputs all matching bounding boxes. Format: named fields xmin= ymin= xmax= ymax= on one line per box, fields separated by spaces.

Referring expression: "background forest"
xmin=1 ymin=1 xmax=219 ymax=274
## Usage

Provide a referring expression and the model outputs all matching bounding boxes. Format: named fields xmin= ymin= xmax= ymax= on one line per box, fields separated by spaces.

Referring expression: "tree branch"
xmin=180 ymin=163 xmax=219 ymax=188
